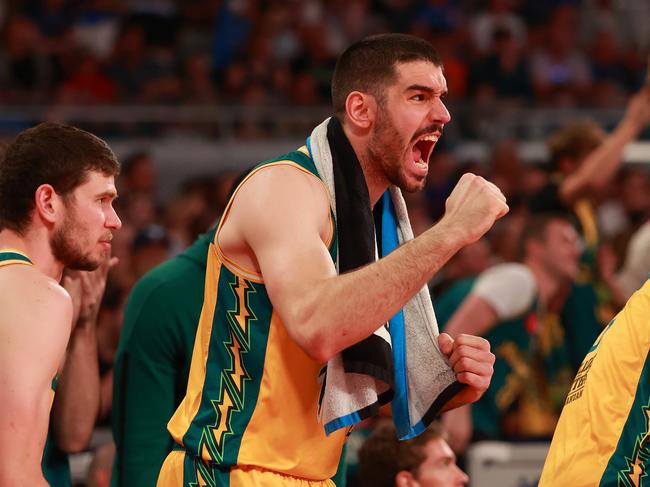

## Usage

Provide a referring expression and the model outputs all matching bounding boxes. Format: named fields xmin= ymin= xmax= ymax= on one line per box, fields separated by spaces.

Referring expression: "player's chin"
xmin=83 ymin=250 xmax=109 ymax=270
xmin=400 ymin=175 xmax=427 ymax=194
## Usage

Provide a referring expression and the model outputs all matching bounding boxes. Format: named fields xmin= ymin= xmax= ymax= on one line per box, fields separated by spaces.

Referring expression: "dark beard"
xmin=368 ymin=110 xmax=408 ymax=188
xmin=366 ymin=109 xmax=426 ymax=193
xmin=51 ymin=214 xmax=102 ymax=271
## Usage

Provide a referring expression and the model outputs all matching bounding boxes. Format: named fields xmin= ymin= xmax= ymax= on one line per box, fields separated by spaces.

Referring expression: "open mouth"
xmin=412 ymin=134 xmax=439 ymax=170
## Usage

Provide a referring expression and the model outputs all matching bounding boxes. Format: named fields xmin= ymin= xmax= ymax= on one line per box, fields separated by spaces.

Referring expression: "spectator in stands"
xmin=469 ymin=0 xmax=526 ymax=56
xmin=468 ymin=27 xmax=533 ymax=104
xmin=71 ymin=0 xmax=121 ymax=61
xmin=588 ymin=30 xmax=628 ymax=107
xmin=57 ymin=49 xmax=117 ymax=104
xmin=0 ymin=15 xmax=57 ymax=103
xmin=358 ymin=420 xmax=468 ymax=487
xmin=530 ymin=5 xmax=591 ymax=106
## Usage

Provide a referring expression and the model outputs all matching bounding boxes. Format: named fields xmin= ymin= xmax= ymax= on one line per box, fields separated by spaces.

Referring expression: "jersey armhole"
xmin=214 ymin=161 xmax=334 ymax=280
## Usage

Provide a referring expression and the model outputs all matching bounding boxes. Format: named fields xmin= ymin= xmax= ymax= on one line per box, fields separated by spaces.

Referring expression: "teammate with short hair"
xmin=0 ymin=122 xmax=121 ymax=485
xmin=439 ymin=214 xmax=581 ymax=452
xmin=359 ymin=420 xmax=468 ymax=487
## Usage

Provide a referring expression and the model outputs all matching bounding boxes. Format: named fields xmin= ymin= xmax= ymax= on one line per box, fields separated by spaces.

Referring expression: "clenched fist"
xmin=438 ymin=333 xmax=495 ymax=412
xmin=439 ymin=173 xmax=509 ymax=246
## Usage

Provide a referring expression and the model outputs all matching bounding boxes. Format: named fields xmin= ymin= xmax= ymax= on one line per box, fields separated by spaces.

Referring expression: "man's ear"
xmin=395 ymin=470 xmax=417 ymax=487
xmin=34 ymin=184 xmax=63 ymax=225
xmin=345 ymin=91 xmax=377 ymax=130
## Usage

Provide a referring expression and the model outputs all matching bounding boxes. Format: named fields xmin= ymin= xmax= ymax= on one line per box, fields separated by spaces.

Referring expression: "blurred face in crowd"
xmin=51 ymin=171 xmax=121 ymax=271
xmin=397 ymin=438 xmax=468 ymax=487
xmin=367 ymin=61 xmax=451 ymax=194
xmin=539 ymin=219 xmax=581 ymax=281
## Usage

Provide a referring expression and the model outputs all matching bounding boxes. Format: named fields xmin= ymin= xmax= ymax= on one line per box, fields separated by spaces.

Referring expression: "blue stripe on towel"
xmin=381 ymin=191 xmax=413 ymax=440
xmin=324 ymin=411 xmax=362 ymax=435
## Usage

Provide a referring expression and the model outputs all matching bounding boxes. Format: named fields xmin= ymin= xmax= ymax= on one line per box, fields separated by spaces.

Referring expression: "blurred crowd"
xmin=1 ymin=0 xmax=649 ymax=110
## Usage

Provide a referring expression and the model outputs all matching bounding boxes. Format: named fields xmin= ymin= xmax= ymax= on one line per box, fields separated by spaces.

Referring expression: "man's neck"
xmin=525 ymin=259 xmax=560 ymax=307
xmin=0 ymin=228 xmax=64 ymax=281
xmin=340 ymin=119 xmax=390 ymax=207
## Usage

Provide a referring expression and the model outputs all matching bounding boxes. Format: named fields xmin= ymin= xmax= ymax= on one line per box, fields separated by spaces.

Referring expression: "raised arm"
xmin=560 ymin=89 xmax=650 ymax=204
xmin=0 ymin=276 xmax=72 ymax=485
xmin=223 ymin=167 xmax=508 ymax=363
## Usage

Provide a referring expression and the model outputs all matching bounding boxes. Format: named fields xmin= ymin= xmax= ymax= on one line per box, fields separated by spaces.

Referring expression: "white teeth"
xmin=415 ymin=159 xmax=427 ymax=168
xmin=421 ymin=134 xmax=439 ymax=142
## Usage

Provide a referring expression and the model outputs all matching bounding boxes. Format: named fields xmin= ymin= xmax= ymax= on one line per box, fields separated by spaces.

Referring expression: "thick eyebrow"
xmin=96 ymin=189 xmax=118 ymax=200
xmin=437 ymin=453 xmax=456 ymax=465
xmin=406 ymin=84 xmax=448 ymax=96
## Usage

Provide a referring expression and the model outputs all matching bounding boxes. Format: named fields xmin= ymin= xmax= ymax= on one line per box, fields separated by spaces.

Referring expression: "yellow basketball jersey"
xmin=539 ymin=279 xmax=650 ymax=487
xmin=164 ymin=151 xmax=346 ymax=485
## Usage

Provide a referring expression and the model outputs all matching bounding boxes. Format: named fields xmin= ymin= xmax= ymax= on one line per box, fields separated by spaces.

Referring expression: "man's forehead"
xmin=424 ymin=437 xmax=454 ymax=459
xmin=78 ymin=170 xmax=118 ymax=193
xmin=547 ymin=219 xmax=577 ymax=238
xmin=394 ymin=60 xmax=446 ymax=89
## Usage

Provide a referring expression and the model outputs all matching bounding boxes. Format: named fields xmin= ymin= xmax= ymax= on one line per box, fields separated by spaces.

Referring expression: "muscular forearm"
xmin=51 ymin=320 xmax=100 ymax=452
xmin=289 ymin=218 xmax=465 ymax=361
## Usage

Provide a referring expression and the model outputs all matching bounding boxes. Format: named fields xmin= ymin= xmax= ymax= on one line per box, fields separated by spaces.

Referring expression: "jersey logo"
xmin=199 ymin=277 xmax=255 ymax=464
xmin=565 ymin=356 xmax=594 ymax=405
xmin=620 ymin=403 xmax=650 ymax=486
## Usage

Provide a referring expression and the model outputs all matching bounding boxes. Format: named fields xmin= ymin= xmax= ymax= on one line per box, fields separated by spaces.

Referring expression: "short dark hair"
xmin=358 ymin=420 xmax=445 ymax=487
xmin=331 ymin=34 xmax=443 ymax=115
xmin=0 ymin=122 xmax=119 ymax=233
xmin=518 ymin=212 xmax=575 ymax=260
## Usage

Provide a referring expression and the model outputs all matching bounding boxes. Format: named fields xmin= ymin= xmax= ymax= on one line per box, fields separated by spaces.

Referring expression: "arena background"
xmin=1 ymin=0 xmax=649 ymax=486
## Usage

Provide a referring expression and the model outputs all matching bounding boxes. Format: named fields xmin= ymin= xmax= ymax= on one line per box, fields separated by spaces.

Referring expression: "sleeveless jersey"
xmin=0 ymin=249 xmax=72 ymax=486
xmin=166 ymin=148 xmax=347 ymax=483
xmin=539 ymin=279 xmax=650 ymax=487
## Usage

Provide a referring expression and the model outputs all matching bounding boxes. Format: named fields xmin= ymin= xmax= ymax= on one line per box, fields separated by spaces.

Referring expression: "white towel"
xmin=309 ymin=118 xmax=461 ymax=439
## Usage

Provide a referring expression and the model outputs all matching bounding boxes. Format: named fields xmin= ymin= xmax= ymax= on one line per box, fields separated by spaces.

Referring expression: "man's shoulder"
xmin=0 ymin=266 xmax=71 ymax=349
xmin=0 ymin=265 xmax=69 ymax=311
xmin=477 ymin=262 xmax=534 ymax=285
xmin=229 ymin=158 xmax=330 ymax=219
xmin=240 ymin=146 xmax=324 ymax=192
xmin=472 ymin=263 xmax=537 ymax=321
xmin=256 ymin=147 xmax=317 ymax=174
